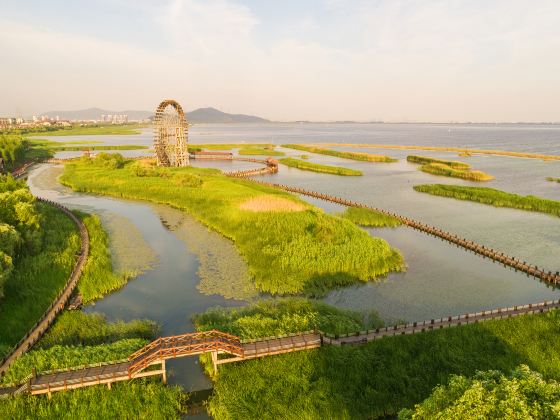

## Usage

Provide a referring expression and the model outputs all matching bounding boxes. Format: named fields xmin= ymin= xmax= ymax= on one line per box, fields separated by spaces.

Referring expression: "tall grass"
xmin=414 ymin=184 xmax=560 ymax=217
xmin=206 ymin=309 xmax=560 ymax=418
xmin=61 ymin=157 xmax=404 ymax=295
xmin=49 ymin=145 xmax=148 ymax=151
xmin=279 ymin=157 xmax=363 ymax=176
xmin=28 ymin=124 xmax=147 ymax=136
xmin=406 ymin=155 xmax=470 ymax=169
xmin=546 ymin=176 xmax=560 ymax=183
xmin=37 ymin=312 xmax=159 ymax=349
xmin=340 ymin=207 xmax=402 ymax=228
xmin=0 ymin=380 xmax=187 ymax=419
xmin=194 ymin=298 xmax=384 ymax=340
xmin=0 ymin=202 xmax=79 ymax=357
xmin=77 ymin=213 xmax=138 ymax=303
xmin=2 ymin=338 xmax=147 ymax=384
xmin=283 ymin=144 xmax=397 ymax=162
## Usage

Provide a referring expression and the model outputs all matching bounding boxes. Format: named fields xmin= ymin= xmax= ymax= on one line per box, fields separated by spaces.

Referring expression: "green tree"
xmin=399 ymin=365 xmax=560 ymax=419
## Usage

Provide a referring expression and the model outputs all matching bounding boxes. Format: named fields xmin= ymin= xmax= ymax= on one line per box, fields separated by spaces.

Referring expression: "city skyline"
xmin=1 ymin=0 xmax=559 ymax=122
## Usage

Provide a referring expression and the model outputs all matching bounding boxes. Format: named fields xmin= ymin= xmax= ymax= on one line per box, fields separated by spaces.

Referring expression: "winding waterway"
xmin=28 ymin=123 xmax=560 ymax=391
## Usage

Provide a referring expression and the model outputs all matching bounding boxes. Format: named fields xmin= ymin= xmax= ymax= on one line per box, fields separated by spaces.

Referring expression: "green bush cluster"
xmin=414 ymin=184 xmax=560 ymax=217
xmin=0 ymin=175 xmax=42 ymax=298
xmin=60 ymin=160 xmax=404 ymax=295
xmin=283 ymin=144 xmax=397 ymax=162
xmin=0 ymin=134 xmax=28 ymax=165
xmin=279 ymin=157 xmax=363 ymax=176
xmin=340 ymin=207 xmax=402 ymax=228
xmin=93 ymin=152 xmax=126 ymax=169
xmin=399 ymin=365 xmax=560 ymax=419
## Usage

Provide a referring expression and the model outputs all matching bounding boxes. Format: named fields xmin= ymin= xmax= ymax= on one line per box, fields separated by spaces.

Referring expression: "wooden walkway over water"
xmin=1 ymin=300 xmax=558 ymax=398
xmin=243 ymin=180 xmax=560 ymax=286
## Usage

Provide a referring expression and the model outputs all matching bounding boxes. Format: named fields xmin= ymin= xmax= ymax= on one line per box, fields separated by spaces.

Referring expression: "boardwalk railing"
xmin=246 ymin=180 xmax=560 ymax=286
xmin=0 ymin=198 xmax=90 ymax=378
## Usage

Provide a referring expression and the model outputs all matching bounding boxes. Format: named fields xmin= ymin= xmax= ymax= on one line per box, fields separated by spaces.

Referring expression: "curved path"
xmin=0 ymin=198 xmax=90 ymax=379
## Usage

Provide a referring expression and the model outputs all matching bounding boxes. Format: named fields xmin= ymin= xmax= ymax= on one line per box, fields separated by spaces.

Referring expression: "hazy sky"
xmin=1 ymin=0 xmax=559 ymax=122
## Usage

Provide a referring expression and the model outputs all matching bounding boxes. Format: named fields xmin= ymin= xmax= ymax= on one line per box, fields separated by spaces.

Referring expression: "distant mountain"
xmin=41 ymin=106 xmax=269 ymax=123
xmin=186 ymin=107 xmax=269 ymax=123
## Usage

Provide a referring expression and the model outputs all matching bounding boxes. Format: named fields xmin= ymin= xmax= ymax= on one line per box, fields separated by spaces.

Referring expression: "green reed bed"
xmin=406 ymin=155 xmax=470 ymax=169
xmin=61 ymin=155 xmax=403 ymax=295
xmin=546 ymin=176 xmax=560 ymax=183
xmin=37 ymin=311 xmax=159 ymax=349
xmin=283 ymin=144 xmax=397 ymax=162
xmin=28 ymin=124 xmax=147 ymax=137
xmin=188 ymin=143 xmax=270 ymax=151
xmin=340 ymin=207 xmax=402 ymax=228
xmin=49 ymin=145 xmax=148 ymax=151
xmin=202 ymin=308 xmax=560 ymax=419
xmin=0 ymin=380 xmax=187 ymax=420
xmin=279 ymin=157 xmax=363 ymax=176
xmin=238 ymin=146 xmax=285 ymax=156
xmin=414 ymin=184 xmax=560 ymax=217
xmin=420 ymin=163 xmax=493 ymax=181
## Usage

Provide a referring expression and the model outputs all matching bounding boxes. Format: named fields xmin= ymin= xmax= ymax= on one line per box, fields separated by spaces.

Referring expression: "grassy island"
xmin=279 ymin=157 xmax=363 ymax=176
xmin=414 ymin=184 xmax=560 ymax=217
xmin=196 ymin=303 xmax=560 ymax=418
xmin=61 ymin=155 xmax=403 ymax=295
xmin=238 ymin=146 xmax=285 ymax=156
xmin=546 ymin=176 xmax=560 ymax=183
xmin=283 ymin=144 xmax=397 ymax=162
xmin=340 ymin=207 xmax=402 ymax=228
xmin=407 ymin=155 xmax=493 ymax=181
xmin=407 ymin=155 xmax=470 ymax=169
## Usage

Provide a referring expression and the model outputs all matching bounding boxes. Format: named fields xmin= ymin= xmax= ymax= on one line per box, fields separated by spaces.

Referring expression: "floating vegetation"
xmin=279 ymin=157 xmax=363 ymax=176
xmin=546 ymin=177 xmax=560 ymax=183
xmin=407 ymin=155 xmax=470 ymax=170
xmin=414 ymin=184 xmax=560 ymax=217
xmin=340 ymin=207 xmax=402 ymax=228
xmin=283 ymin=144 xmax=397 ymax=162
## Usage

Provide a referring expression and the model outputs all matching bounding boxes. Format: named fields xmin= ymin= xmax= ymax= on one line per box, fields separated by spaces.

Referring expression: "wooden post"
xmin=211 ymin=351 xmax=218 ymax=376
xmin=161 ymin=359 xmax=167 ymax=384
xmin=107 ymin=382 xmax=111 ymax=390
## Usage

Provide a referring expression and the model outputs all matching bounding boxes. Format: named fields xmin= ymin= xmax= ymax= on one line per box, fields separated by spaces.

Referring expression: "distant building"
xmin=100 ymin=114 xmax=128 ymax=124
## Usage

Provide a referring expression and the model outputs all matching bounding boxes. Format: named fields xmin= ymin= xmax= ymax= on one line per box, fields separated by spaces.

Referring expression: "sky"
xmin=1 ymin=0 xmax=559 ymax=122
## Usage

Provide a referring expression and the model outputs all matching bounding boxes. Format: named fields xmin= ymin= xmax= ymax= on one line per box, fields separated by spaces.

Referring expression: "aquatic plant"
xmin=238 ymin=146 xmax=285 ymax=156
xmin=279 ymin=157 xmax=363 ymax=176
xmin=340 ymin=207 xmax=402 ymax=228
xmin=419 ymin=162 xmax=493 ymax=181
xmin=406 ymin=155 xmax=470 ymax=169
xmin=546 ymin=176 xmax=560 ymax=183
xmin=283 ymin=144 xmax=397 ymax=162
xmin=61 ymin=158 xmax=404 ymax=295
xmin=414 ymin=184 xmax=560 ymax=217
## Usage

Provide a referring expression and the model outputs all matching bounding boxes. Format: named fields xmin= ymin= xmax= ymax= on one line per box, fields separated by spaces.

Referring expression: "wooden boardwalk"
xmin=0 ymin=199 xmax=90 ymax=379
xmin=244 ymin=180 xmax=560 ymax=286
xmin=1 ymin=300 xmax=558 ymax=398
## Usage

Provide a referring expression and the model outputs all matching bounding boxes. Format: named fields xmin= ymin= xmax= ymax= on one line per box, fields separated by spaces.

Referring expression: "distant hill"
xmin=41 ymin=107 xmax=269 ymax=123
xmin=186 ymin=107 xmax=269 ymax=123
